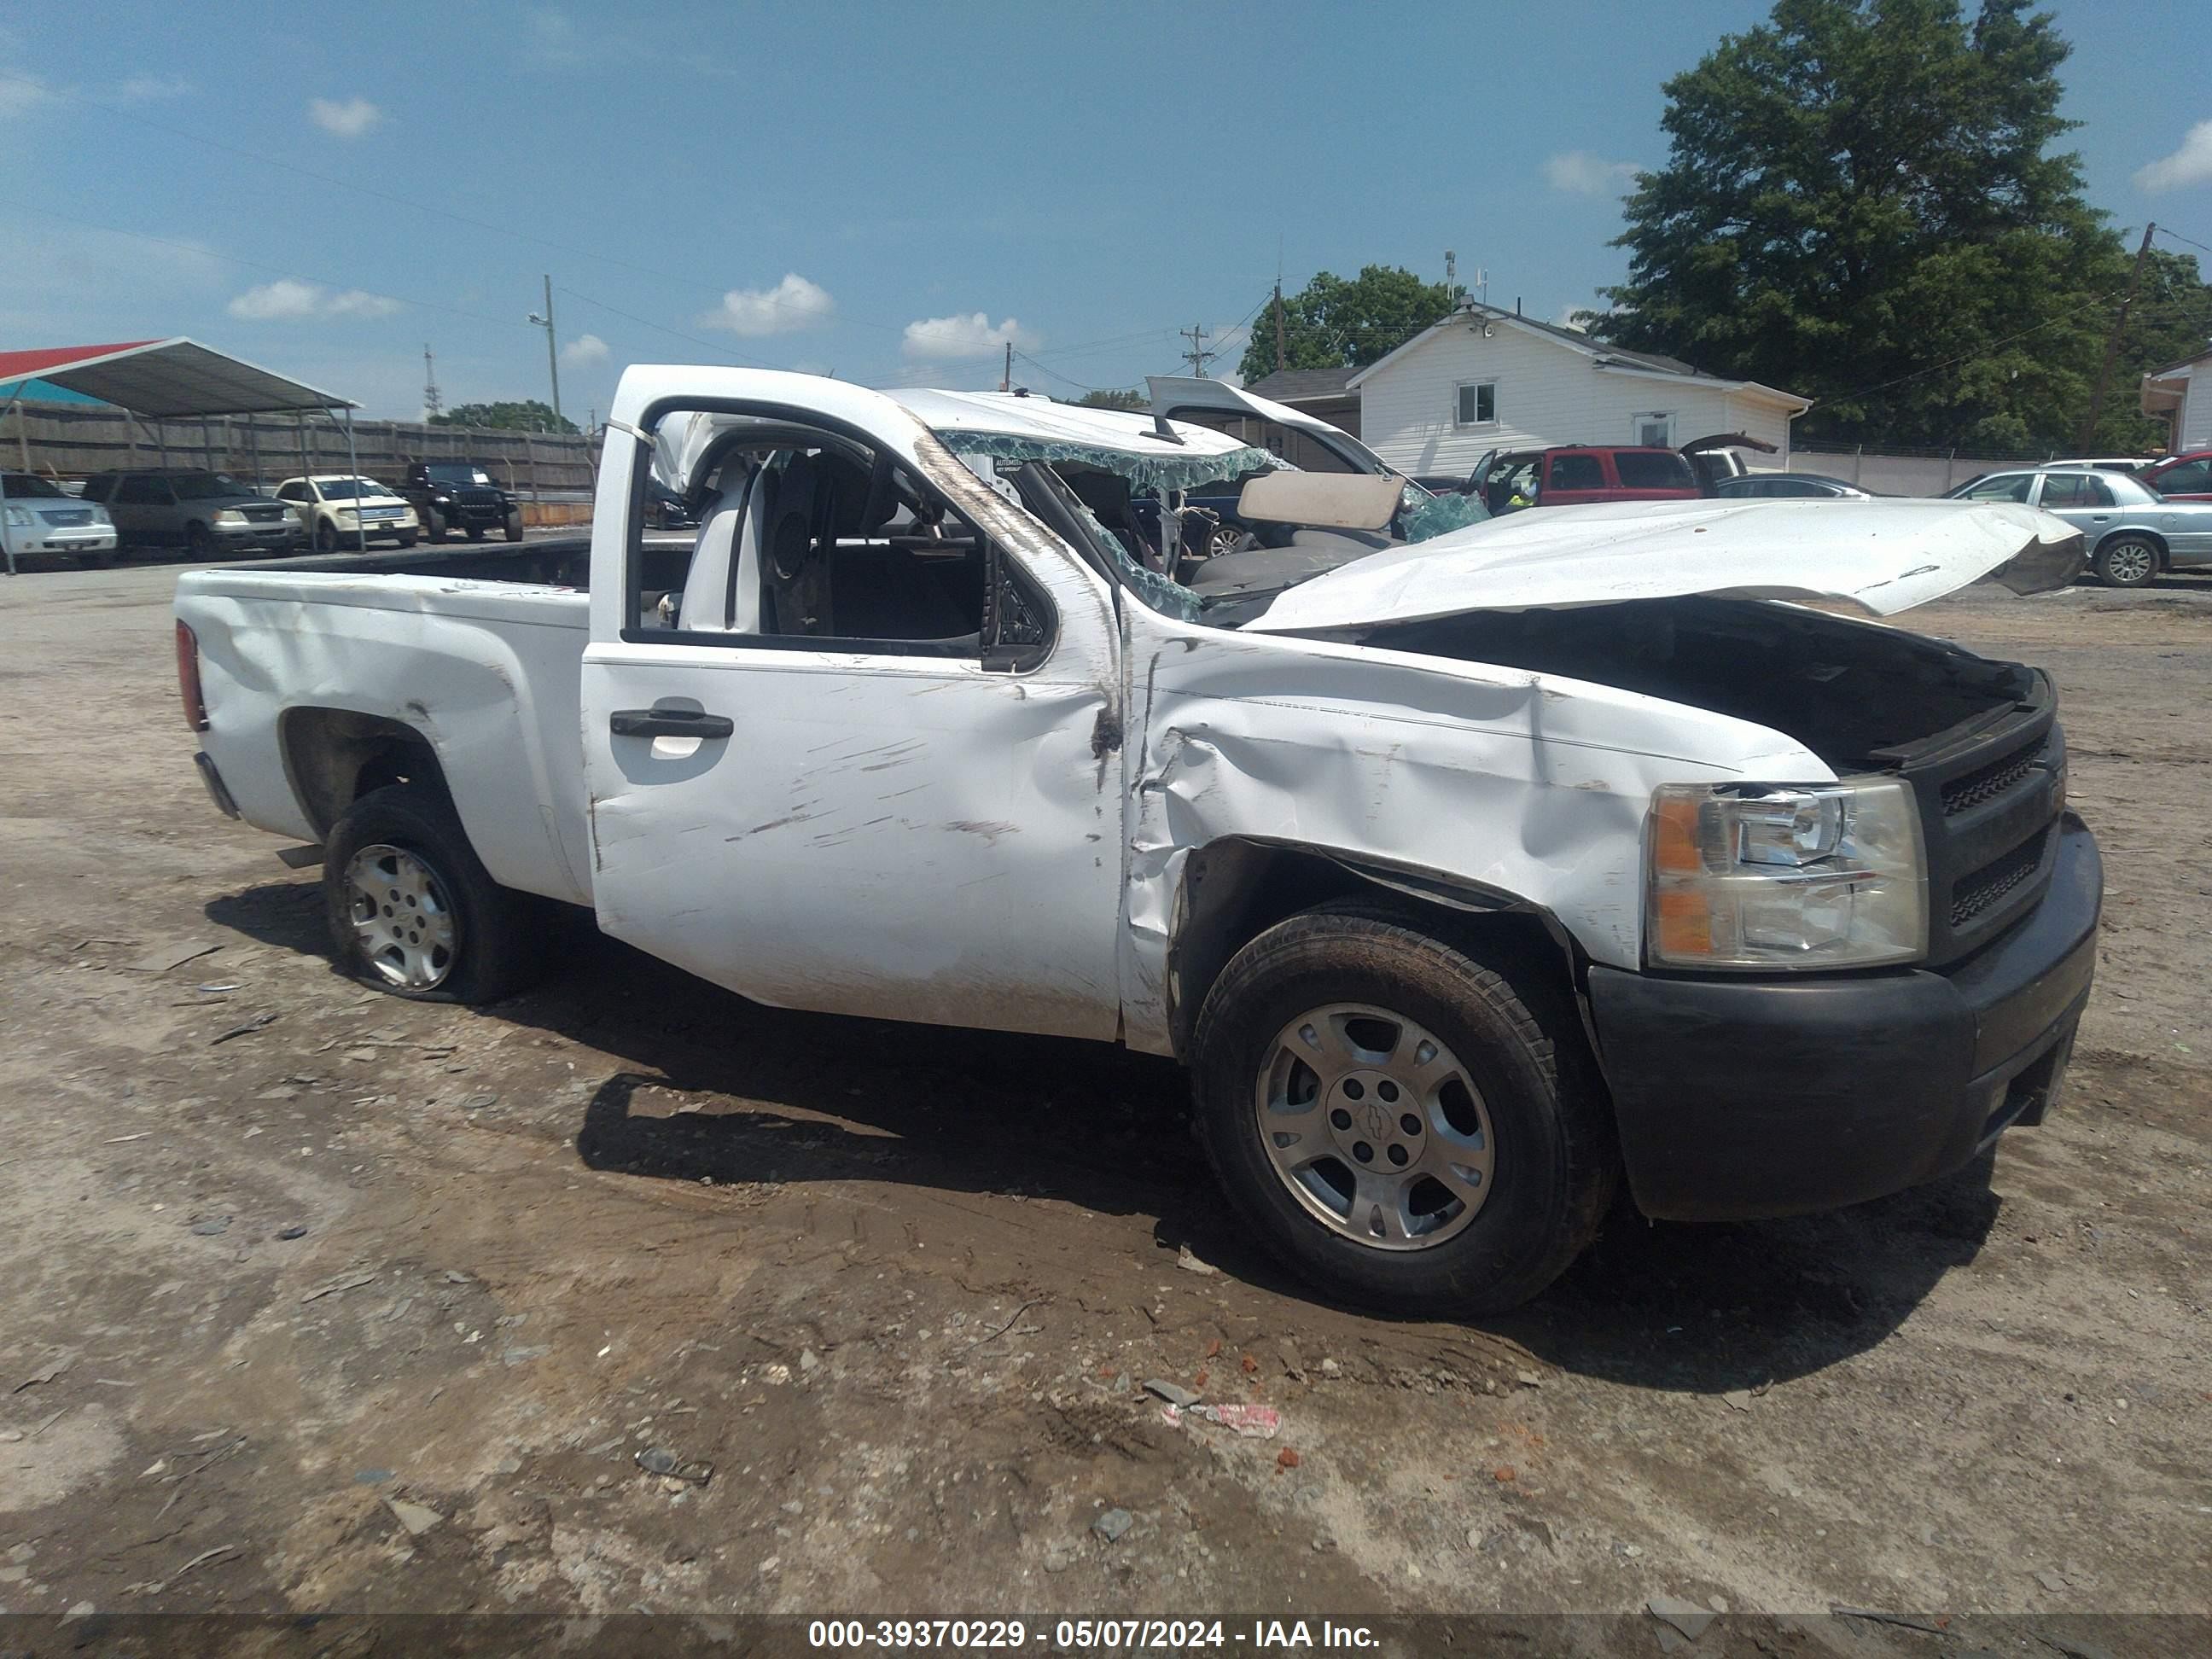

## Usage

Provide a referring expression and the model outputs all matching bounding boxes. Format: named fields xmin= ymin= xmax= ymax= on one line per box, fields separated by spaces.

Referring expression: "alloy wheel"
xmin=1252 ymin=1002 xmax=1496 ymax=1250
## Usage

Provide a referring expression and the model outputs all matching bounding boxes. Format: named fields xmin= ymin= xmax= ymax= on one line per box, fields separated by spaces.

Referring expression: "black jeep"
xmin=399 ymin=461 xmax=525 ymax=544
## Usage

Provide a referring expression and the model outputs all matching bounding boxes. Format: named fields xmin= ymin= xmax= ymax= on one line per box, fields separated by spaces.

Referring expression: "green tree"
xmin=1075 ymin=387 xmax=1148 ymax=411
xmin=1237 ymin=266 xmax=1458 ymax=384
xmin=429 ymin=399 xmax=578 ymax=434
xmin=1586 ymin=0 xmax=2194 ymax=451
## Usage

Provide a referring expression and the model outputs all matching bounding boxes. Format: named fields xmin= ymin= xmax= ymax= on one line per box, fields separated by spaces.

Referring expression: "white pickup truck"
xmin=175 ymin=367 xmax=2100 ymax=1313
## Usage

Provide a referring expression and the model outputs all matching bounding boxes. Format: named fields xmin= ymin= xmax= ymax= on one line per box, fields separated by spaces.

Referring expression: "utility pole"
xmin=1001 ymin=341 xmax=1012 ymax=393
xmin=2079 ymin=223 xmax=2155 ymax=451
xmin=1179 ymin=324 xmax=1216 ymax=378
xmin=526 ymin=274 xmax=562 ymax=427
xmin=421 ymin=344 xmax=442 ymax=422
xmin=1272 ymin=282 xmax=1287 ymax=373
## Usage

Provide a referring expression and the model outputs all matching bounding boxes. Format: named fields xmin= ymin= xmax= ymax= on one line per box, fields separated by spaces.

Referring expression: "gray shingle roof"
xmin=1243 ymin=366 xmax=1358 ymax=403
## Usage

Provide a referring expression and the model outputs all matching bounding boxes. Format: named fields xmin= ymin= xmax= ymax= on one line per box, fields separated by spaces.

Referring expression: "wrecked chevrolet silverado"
xmin=173 ymin=368 xmax=2100 ymax=1314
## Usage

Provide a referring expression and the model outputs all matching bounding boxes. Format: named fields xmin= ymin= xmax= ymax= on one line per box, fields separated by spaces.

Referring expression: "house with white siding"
xmin=1348 ymin=302 xmax=1808 ymax=478
xmin=2141 ymin=346 xmax=2212 ymax=453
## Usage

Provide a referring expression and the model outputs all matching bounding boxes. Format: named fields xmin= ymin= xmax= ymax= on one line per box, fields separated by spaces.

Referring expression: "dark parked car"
xmin=1714 ymin=472 xmax=1873 ymax=499
xmin=80 ymin=469 xmax=303 ymax=557
xmin=646 ymin=479 xmax=697 ymax=531
xmin=398 ymin=461 xmax=524 ymax=544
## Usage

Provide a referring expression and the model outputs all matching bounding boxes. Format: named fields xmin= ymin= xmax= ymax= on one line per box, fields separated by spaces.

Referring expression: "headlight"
xmin=3 ymin=506 xmax=29 ymax=528
xmin=90 ymin=504 xmax=113 ymax=525
xmin=282 ymin=507 xmax=301 ymax=523
xmin=1646 ymin=778 xmax=1925 ymax=970
xmin=213 ymin=509 xmax=247 ymax=526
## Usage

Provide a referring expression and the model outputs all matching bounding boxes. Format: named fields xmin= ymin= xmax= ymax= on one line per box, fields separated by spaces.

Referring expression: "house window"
xmin=1633 ymin=410 xmax=1674 ymax=447
xmin=1455 ymin=381 xmax=1497 ymax=427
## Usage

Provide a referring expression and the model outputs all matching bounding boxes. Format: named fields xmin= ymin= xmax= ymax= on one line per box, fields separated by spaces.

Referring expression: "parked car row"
xmin=0 ymin=459 xmax=529 ymax=570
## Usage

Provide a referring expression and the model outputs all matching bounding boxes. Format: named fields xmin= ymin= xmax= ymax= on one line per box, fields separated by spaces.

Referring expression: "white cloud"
xmin=901 ymin=311 xmax=1039 ymax=361
xmin=327 ymin=288 xmax=400 ymax=317
xmin=308 ymin=96 xmax=381 ymax=138
xmin=228 ymin=279 xmax=399 ymax=320
xmin=562 ymin=332 xmax=610 ymax=366
xmin=521 ymin=8 xmax=590 ymax=68
xmin=0 ymin=74 xmax=57 ymax=119
xmin=2135 ymin=120 xmax=2212 ymax=194
xmin=1543 ymin=150 xmax=1639 ymax=196
xmin=1550 ymin=306 xmax=1590 ymax=334
xmin=228 ymin=279 xmax=322 ymax=320
xmin=117 ymin=74 xmax=191 ymax=102
xmin=698 ymin=273 xmax=835 ymax=336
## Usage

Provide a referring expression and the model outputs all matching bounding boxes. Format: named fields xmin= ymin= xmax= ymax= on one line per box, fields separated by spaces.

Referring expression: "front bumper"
xmin=7 ymin=527 xmax=116 ymax=554
xmin=1588 ymin=813 xmax=2101 ymax=1221
xmin=212 ymin=523 xmax=305 ymax=550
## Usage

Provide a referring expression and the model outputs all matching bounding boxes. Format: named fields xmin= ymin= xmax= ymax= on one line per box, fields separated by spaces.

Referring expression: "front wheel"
xmin=1190 ymin=903 xmax=1616 ymax=1315
xmin=2093 ymin=534 xmax=2158 ymax=588
xmin=314 ymin=520 xmax=340 ymax=553
xmin=504 ymin=512 xmax=525 ymax=543
xmin=397 ymin=530 xmax=419 ymax=549
xmin=187 ymin=522 xmax=215 ymax=561
xmin=323 ymin=784 xmax=547 ymax=1004
xmin=424 ymin=508 xmax=447 ymax=544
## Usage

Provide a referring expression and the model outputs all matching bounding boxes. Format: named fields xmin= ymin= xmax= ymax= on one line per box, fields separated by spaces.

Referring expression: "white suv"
xmin=3 ymin=471 xmax=118 ymax=573
xmin=275 ymin=476 xmax=421 ymax=552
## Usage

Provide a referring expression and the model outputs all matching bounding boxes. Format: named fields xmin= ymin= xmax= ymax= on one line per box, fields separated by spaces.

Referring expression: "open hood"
xmin=1145 ymin=375 xmax=1395 ymax=478
xmin=1242 ymin=498 xmax=2085 ymax=633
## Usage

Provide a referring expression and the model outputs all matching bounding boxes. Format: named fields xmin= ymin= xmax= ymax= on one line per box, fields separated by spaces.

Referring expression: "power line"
xmin=2154 ymin=224 xmax=2212 ymax=256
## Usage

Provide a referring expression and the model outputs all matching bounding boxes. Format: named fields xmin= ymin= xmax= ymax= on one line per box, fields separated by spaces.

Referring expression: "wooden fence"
xmin=3 ymin=400 xmax=597 ymax=499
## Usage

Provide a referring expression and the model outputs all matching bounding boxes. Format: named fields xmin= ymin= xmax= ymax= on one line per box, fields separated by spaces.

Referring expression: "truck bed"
xmin=175 ymin=538 xmax=603 ymax=909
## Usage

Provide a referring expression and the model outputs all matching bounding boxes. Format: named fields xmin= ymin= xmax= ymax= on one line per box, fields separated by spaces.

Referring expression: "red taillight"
xmin=176 ymin=620 xmax=209 ymax=731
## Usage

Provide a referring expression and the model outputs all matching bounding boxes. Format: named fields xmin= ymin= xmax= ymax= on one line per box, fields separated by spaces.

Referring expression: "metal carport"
xmin=0 ymin=338 xmax=364 ymax=573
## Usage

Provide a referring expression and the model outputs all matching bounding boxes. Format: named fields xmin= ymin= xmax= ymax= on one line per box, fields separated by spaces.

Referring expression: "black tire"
xmin=1190 ymin=901 xmax=1616 ymax=1316
xmin=504 ymin=512 xmax=525 ymax=543
xmin=73 ymin=550 xmax=119 ymax=568
xmin=397 ymin=531 xmax=419 ymax=549
xmin=315 ymin=520 xmax=340 ymax=553
xmin=2093 ymin=533 xmax=2159 ymax=588
xmin=323 ymin=783 xmax=547 ymax=1005
xmin=425 ymin=508 xmax=447 ymax=544
xmin=187 ymin=522 xmax=214 ymax=560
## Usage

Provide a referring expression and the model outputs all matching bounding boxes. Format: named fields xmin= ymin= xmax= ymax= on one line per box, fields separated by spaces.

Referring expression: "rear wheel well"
xmin=279 ymin=708 xmax=451 ymax=839
xmin=1167 ymin=839 xmax=1582 ymax=1061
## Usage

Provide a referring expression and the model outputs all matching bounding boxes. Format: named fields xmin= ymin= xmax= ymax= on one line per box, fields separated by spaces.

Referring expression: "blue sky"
xmin=5 ymin=1 xmax=2209 ymax=419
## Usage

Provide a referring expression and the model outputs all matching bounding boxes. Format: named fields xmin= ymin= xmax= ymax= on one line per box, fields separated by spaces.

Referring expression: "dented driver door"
xmin=577 ymin=430 xmax=1127 ymax=1044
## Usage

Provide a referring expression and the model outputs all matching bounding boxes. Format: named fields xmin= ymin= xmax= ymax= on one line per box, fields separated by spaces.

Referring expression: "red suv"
xmin=1470 ymin=434 xmax=1772 ymax=513
xmin=1479 ymin=445 xmax=1701 ymax=513
xmin=2139 ymin=451 xmax=2212 ymax=503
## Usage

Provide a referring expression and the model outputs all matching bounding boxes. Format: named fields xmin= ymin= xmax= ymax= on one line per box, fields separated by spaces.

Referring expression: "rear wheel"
xmin=2093 ymin=534 xmax=2158 ymax=588
xmin=1191 ymin=903 xmax=1615 ymax=1315
xmin=323 ymin=784 xmax=547 ymax=1004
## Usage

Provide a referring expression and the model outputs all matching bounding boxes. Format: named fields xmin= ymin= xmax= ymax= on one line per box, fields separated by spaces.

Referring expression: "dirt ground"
xmin=0 ymin=550 xmax=2205 ymax=1647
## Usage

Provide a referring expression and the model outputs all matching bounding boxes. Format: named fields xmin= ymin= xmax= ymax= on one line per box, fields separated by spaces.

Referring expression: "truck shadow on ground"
xmin=207 ymin=881 xmax=1997 ymax=1393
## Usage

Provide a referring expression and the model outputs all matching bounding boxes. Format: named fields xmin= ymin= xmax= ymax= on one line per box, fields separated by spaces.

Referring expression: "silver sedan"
xmin=1945 ymin=467 xmax=2212 ymax=587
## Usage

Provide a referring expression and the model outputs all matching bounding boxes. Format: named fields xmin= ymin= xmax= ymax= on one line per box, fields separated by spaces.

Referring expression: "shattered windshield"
xmin=937 ymin=427 xmax=1488 ymax=627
